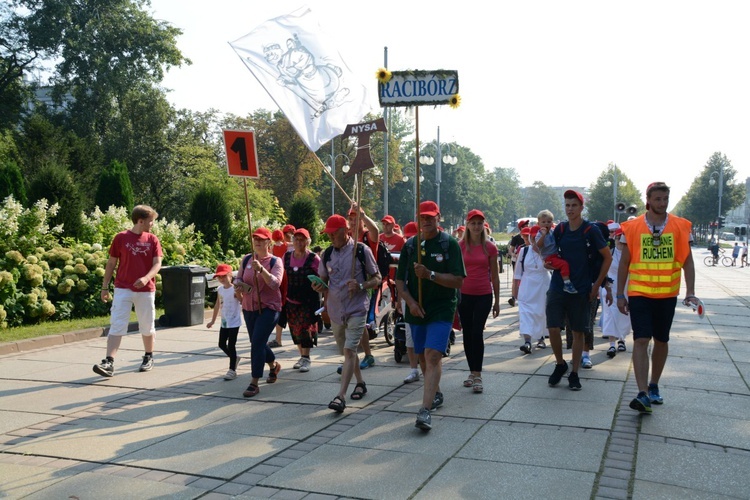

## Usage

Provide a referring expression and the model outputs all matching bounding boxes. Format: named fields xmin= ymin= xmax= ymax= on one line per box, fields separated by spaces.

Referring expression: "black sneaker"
xmin=93 ymin=359 xmax=114 ymax=377
xmin=629 ymin=391 xmax=653 ymax=414
xmin=520 ymin=342 xmax=532 ymax=354
xmin=139 ymin=355 xmax=153 ymax=372
xmin=606 ymin=346 xmax=617 ymax=358
xmin=568 ymin=372 xmax=582 ymax=391
xmin=415 ymin=407 xmax=432 ymax=431
xmin=431 ymin=391 xmax=444 ymax=410
xmin=548 ymin=361 xmax=569 ymax=386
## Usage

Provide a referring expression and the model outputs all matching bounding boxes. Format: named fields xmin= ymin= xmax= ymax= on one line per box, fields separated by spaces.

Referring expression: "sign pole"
xmin=415 ymin=106 xmax=423 ymax=308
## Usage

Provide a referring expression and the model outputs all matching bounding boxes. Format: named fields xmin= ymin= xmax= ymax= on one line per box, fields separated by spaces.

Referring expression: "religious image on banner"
xmin=229 ymin=6 xmax=370 ymax=152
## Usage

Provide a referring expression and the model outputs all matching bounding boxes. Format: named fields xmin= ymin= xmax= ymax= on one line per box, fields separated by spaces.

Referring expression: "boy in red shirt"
xmin=94 ymin=205 xmax=163 ymax=377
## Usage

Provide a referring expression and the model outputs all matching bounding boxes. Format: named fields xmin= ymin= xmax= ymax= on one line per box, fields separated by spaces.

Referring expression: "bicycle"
xmin=703 ymin=248 xmax=732 ymax=267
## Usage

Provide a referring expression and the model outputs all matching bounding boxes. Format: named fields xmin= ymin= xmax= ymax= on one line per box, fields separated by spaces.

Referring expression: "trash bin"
xmin=159 ymin=265 xmax=209 ymax=327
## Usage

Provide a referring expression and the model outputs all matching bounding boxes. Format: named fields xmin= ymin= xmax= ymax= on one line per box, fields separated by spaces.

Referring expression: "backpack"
xmin=520 ymin=245 xmax=530 ymax=273
xmin=402 ymin=230 xmax=452 ymax=261
xmin=322 ymin=242 xmax=369 ymax=282
xmin=553 ymin=220 xmax=608 ymax=286
xmin=240 ymin=253 xmax=288 ymax=305
xmin=363 ymin=231 xmax=393 ymax=278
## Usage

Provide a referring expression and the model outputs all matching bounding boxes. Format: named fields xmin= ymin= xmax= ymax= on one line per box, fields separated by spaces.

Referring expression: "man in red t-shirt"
xmin=93 ymin=205 xmax=163 ymax=378
xmin=379 ymin=215 xmax=405 ymax=282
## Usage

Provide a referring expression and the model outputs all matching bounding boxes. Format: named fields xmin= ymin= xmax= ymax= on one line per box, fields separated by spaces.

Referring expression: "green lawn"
xmin=0 ymin=309 xmax=165 ymax=343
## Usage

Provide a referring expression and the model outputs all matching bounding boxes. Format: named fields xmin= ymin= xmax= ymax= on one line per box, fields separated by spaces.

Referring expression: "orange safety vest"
xmin=621 ymin=214 xmax=691 ymax=298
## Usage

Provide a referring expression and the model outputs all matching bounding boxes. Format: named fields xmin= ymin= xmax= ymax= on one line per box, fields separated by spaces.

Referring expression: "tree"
xmin=189 ymin=183 xmax=232 ymax=253
xmin=27 ymin=163 xmax=84 ymax=239
xmin=95 ymin=159 xmax=133 ymax=212
xmin=676 ymin=152 xmax=745 ymax=225
xmin=523 ymin=181 xmax=559 ymax=218
xmin=0 ymin=159 xmax=27 ymax=205
xmin=484 ymin=167 xmax=524 ymax=232
xmin=585 ymin=166 xmax=642 ymax=223
xmin=288 ymin=194 xmax=319 ymax=244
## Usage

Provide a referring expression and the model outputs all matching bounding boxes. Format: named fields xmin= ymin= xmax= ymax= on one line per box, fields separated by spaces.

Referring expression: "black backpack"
xmin=553 ymin=220 xmax=609 ymax=287
xmin=322 ymin=242 xmax=369 ymax=282
xmin=363 ymin=232 xmax=392 ymax=278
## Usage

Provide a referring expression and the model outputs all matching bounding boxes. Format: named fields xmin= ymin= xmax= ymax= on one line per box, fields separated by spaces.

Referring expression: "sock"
xmin=582 ymin=351 xmax=590 ymax=358
xmin=302 ymin=355 xmax=310 ymax=359
xmin=410 ymin=368 xmax=418 ymax=375
xmin=563 ymin=278 xmax=571 ymax=284
xmin=106 ymin=356 xmax=114 ymax=363
xmin=145 ymin=352 xmax=153 ymax=358
xmin=610 ymin=342 xmax=616 ymax=347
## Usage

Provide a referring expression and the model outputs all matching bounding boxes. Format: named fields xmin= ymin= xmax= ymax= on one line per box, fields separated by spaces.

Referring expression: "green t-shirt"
xmin=396 ymin=231 xmax=466 ymax=325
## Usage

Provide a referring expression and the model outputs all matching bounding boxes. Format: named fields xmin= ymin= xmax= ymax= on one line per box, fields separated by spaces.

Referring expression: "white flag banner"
xmin=229 ymin=7 xmax=371 ymax=152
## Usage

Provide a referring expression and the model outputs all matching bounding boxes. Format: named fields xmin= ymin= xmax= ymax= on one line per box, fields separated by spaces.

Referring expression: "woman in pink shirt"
xmin=234 ymin=227 xmax=284 ymax=398
xmin=458 ymin=210 xmax=500 ymax=393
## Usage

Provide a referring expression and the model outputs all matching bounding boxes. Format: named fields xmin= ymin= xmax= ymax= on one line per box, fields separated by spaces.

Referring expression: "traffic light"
xmin=718 ymin=216 xmax=726 ymax=229
xmin=735 ymin=227 xmax=740 ymax=236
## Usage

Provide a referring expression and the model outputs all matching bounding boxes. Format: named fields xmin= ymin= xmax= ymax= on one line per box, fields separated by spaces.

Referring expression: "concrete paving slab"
xmin=515 ymin=376 xmax=623 ymax=405
xmin=4 ymin=416 xmax=183 ymax=462
xmin=640 ymin=405 xmax=750 ymax=449
xmin=21 ymin=470 xmax=205 ymax=499
xmin=0 ymin=410 xmax=56 ymax=435
xmin=0 ymin=462 xmax=78 ymax=498
xmin=631 ymin=479 xmax=737 ymax=500
xmin=493 ymin=396 xmax=615 ymax=429
xmin=211 ymin=401 xmax=341 ymax=440
xmin=659 ymin=358 xmax=749 ymax=394
xmin=636 ymin=440 xmax=750 ymax=498
xmin=329 ymin=411 xmax=482 ymax=457
xmin=114 ymin=429 xmax=296 ymax=479
xmin=413 ymin=457 xmax=596 ymax=500
xmin=259 ymin=444 xmax=445 ymax=499
xmin=0 ymin=379 xmax=133 ymax=414
xmin=458 ymin=421 xmax=607 ymax=472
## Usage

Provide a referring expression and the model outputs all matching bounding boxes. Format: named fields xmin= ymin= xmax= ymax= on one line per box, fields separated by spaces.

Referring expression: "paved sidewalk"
xmin=1 ymin=257 xmax=748 ymax=499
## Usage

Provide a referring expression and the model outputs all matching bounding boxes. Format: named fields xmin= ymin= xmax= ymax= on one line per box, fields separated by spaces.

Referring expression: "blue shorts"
xmin=410 ymin=321 xmax=452 ymax=354
xmin=628 ymin=296 xmax=677 ymax=343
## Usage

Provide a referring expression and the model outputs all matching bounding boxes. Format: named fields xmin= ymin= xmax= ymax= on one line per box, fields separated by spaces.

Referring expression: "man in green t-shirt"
xmin=396 ymin=201 xmax=466 ymax=431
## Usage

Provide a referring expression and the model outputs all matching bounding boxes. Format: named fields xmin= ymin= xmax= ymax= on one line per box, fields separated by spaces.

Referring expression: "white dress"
xmin=514 ymin=247 xmax=551 ymax=341
xmin=599 ymin=247 xmax=631 ymax=340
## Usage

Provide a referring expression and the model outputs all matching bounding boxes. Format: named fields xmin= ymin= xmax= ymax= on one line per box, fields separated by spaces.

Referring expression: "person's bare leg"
xmin=548 ymin=327 xmax=564 ymax=364
xmin=421 ymin=349 xmax=442 ymax=409
xmin=632 ymin=338 xmax=651 ymax=393
xmin=649 ymin=339 xmax=669 ymax=385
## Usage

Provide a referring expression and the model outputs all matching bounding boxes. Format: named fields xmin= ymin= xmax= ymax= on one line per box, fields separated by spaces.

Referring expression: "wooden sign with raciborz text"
xmin=223 ymin=129 xmax=259 ymax=178
xmin=378 ymin=70 xmax=459 ymax=107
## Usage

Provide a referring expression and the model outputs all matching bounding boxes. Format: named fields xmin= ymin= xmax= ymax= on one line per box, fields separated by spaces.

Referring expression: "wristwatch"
xmin=429 ymin=271 xmax=436 ymax=281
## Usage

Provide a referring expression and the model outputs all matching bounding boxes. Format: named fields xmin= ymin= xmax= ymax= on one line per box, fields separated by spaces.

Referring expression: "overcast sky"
xmin=150 ymin=0 xmax=750 ymax=205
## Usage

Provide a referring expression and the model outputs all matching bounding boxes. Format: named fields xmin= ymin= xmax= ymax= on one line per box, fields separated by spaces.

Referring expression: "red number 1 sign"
xmin=223 ymin=129 xmax=259 ymax=178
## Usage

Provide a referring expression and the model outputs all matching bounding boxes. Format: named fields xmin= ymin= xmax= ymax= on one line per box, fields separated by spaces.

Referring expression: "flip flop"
xmin=350 ymin=382 xmax=367 ymax=400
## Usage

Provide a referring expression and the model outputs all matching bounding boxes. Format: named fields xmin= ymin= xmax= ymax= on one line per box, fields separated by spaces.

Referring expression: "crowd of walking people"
xmin=92 ymin=180 xmax=700 ymax=431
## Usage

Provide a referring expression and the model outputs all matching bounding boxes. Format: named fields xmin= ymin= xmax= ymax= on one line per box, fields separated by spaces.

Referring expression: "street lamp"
xmin=709 ymin=161 xmax=726 ymax=234
xmin=603 ymin=162 xmax=626 ymax=222
xmin=418 ymin=126 xmax=457 ymax=209
xmin=326 ymin=153 xmax=350 ymax=216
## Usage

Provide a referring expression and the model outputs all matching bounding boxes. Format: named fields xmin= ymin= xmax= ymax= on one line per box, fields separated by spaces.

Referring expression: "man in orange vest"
xmin=616 ymin=182 xmax=699 ymax=414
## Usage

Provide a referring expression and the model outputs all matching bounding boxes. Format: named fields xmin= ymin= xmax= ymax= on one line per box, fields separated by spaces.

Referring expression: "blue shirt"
xmin=549 ymin=221 xmax=607 ymax=294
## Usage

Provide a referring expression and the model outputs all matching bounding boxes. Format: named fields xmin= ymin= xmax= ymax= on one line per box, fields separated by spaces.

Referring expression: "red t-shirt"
xmin=109 ymin=230 xmax=163 ymax=292
xmin=459 ymin=240 xmax=498 ymax=296
xmin=379 ymin=233 xmax=405 ymax=252
xmin=272 ymin=242 xmax=288 ymax=258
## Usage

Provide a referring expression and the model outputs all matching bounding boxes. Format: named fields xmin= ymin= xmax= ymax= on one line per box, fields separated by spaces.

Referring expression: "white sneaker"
xmin=293 ymin=357 xmax=304 ymax=369
xmin=224 ymin=369 xmax=237 ymax=380
xmin=403 ymin=371 xmax=420 ymax=384
xmin=299 ymin=358 xmax=311 ymax=373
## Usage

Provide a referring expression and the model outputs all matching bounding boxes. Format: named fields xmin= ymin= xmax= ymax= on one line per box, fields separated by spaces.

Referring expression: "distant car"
xmin=721 ymin=232 xmax=736 ymax=241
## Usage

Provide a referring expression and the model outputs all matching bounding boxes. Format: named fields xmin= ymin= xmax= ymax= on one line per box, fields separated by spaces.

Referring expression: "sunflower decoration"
xmin=375 ymin=67 xmax=392 ymax=84
xmin=449 ymin=94 xmax=461 ymax=109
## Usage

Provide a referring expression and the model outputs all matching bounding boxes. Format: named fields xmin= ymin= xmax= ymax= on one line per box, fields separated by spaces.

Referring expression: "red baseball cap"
xmin=457 ymin=225 xmax=466 ymax=232
xmin=564 ymin=190 xmax=584 ymax=205
xmin=252 ymin=227 xmax=272 ymax=240
xmin=517 ymin=219 xmax=529 ymax=229
xmin=419 ymin=200 xmax=440 ymax=217
xmin=466 ymin=209 xmax=485 ymax=221
xmin=322 ymin=214 xmax=348 ymax=234
xmin=213 ymin=263 xmax=233 ymax=276
xmin=282 ymin=224 xmax=296 ymax=234
xmin=394 ymin=224 xmax=401 ymax=230
xmin=294 ymin=228 xmax=310 ymax=239
xmin=403 ymin=221 xmax=418 ymax=238
xmin=521 ymin=227 xmax=531 ymax=235
xmin=529 ymin=225 xmax=541 ymax=237
xmin=271 ymin=229 xmax=284 ymax=242
xmin=381 ymin=215 xmax=396 ymax=224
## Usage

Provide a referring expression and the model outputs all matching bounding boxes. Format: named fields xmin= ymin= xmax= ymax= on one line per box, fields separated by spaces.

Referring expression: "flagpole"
xmin=350 ymin=175 xmax=362 ymax=296
xmin=243 ymin=179 xmax=253 ymax=245
xmin=415 ymin=107 xmax=423 ymax=308
xmin=312 ymin=153 xmax=354 ymax=205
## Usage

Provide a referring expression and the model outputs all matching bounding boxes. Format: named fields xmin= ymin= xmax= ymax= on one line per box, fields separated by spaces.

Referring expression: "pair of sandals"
xmin=463 ymin=374 xmax=483 ymax=393
xmin=328 ymin=382 xmax=367 ymax=413
xmin=242 ymin=362 xmax=282 ymax=398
